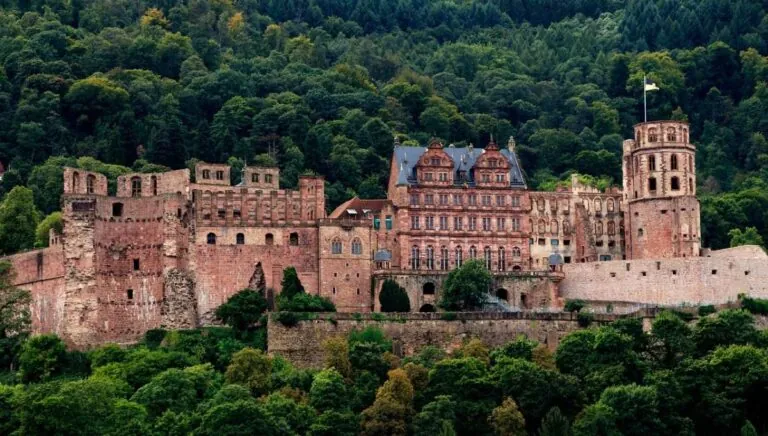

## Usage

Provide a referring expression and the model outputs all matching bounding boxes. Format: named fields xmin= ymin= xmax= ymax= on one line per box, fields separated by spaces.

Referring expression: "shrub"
xmin=215 ymin=288 xmax=268 ymax=332
xmin=698 ymin=305 xmax=717 ymax=316
xmin=577 ymin=312 xmax=594 ymax=327
xmin=144 ymin=329 xmax=167 ymax=349
xmin=740 ymin=296 xmax=768 ymax=315
xmin=274 ymin=312 xmax=299 ymax=327
xmin=379 ymin=279 xmax=411 ymax=312
xmin=278 ymin=292 xmax=336 ymax=312
xmin=565 ymin=299 xmax=586 ymax=313
xmin=440 ymin=312 xmax=458 ymax=321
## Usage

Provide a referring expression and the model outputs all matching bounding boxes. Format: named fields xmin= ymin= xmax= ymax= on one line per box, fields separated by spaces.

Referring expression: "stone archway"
xmin=423 ymin=282 xmax=436 ymax=295
xmin=496 ymin=288 xmax=509 ymax=301
xmin=419 ymin=304 xmax=436 ymax=312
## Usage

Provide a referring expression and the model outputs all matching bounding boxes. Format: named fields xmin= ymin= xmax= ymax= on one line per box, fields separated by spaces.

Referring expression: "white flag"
xmin=644 ymin=78 xmax=660 ymax=92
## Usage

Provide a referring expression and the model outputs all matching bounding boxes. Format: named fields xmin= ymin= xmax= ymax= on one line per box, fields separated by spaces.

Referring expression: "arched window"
xmin=607 ymin=221 xmax=615 ymax=235
xmin=484 ymin=246 xmax=492 ymax=270
xmin=266 ymin=233 xmax=274 ymax=246
xmin=426 ymin=246 xmax=434 ymax=270
xmin=648 ymin=177 xmax=657 ymax=191
xmin=594 ymin=198 xmax=601 ymax=212
xmin=331 ymin=238 xmax=342 ymax=254
xmin=352 ymin=238 xmax=362 ymax=255
xmin=551 ymin=220 xmax=558 ymax=235
xmin=538 ymin=219 xmax=546 ymax=233
xmin=671 ymin=154 xmax=678 ymax=170
xmin=689 ymin=178 xmax=694 ymax=194
xmin=469 ymin=246 xmax=477 ymax=259
xmin=498 ymin=247 xmax=506 ymax=271
xmin=86 ymin=174 xmax=96 ymax=194
xmin=648 ymin=155 xmax=656 ymax=171
xmin=671 ymin=176 xmax=680 ymax=190
xmin=667 ymin=127 xmax=676 ymax=141
xmin=440 ymin=246 xmax=449 ymax=270
xmin=73 ymin=172 xmax=80 ymax=192
xmin=207 ymin=233 xmax=216 ymax=245
xmin=512 ymin=246 xmax=521 ymax=257
xmin=151 ymin=176 xmax=158 ymax=195
xmin=607 ymin=198 xmax=615 ymax=212
xmin=290 ymin=232 xmax=299 ymax=246
xmin=131 ymin=176 xmax=142 ymax=197
xmin=648 ymin=128 xmax=658 ymax=142
xmin=595 ymin=222 xmax=603 ymax=236
xmin=537 ymin=199 xmax=545 ymax=211
xmin=411 ymin=246 xmax=420 ymax=269
xmin=563 ymin=221 xmax=570 ymax=235
xmin=236 ymin=233 xmax=245 ymax=244
xmin=455 ymin=246 xmax=463 ymax=267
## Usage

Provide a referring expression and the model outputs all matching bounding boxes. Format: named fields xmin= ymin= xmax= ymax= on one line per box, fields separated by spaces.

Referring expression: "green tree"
xmin=379 ymin=279 xmax=411 ymax=312
xmin=18 ymin=334 xmax=67 ymax=382
xmin=539 ymin=407 xmax=571 ymax=436
xmin=35 ymin=211 xmax=62 ymax=247
xmin=438 ymin=259 xmax=492 ymax=311
xmin=215 ymin=289 xmax=268 ymax=332
xmin=741 ymin=420 xmax=758 ymax=436
xmin=489 ymin=397 xmax=526 ymax=436
xmin=309 ymin=368 xmax=349 ymax=411
xmin=322 ymin=336 xmax=353 ymax=379
xmin=0 ymin=261 xmax=31 ymax=371
xmin=280 ymin=266 xmax=305 ymax=301
xmin=224 ymin=348 xmax=273 ymax=396
xmin=728 ymin=227 xmax=764 ymax=247
xmin=0 ymin=186 xmax=41 ymax=254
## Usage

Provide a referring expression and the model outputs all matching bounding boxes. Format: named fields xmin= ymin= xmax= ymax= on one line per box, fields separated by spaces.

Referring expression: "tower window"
xmin=266 ymin=233 xmax=274 ymax=245
xmin=215 ymin=170 xmax=224 ymax=180
xmin=671 ymin=177 xmax=680 ymax=191
xmin=127 ymin=289 xmax=134 ymax=300
xmin=648 ymin=177 xmax=657 ymax=191
xmin=670 ymin=154 xmax=678 ymax=170
xmin=202 ymin=169 xmax=210 ymax=179
xmin=207 ymin=233 xmax=216 ymax=244
xmin=252 ymin=173 xmax=260 ymax=183
xmin=112 ymin=203 xmax=123 ymax=217
xmin=131 ymin=177 xmax=142 ymax=197
xmin=638 ymin=228 xmax=644 ymax=237
xmin=236 ymin=233 xmax=245 ymax=245
xmin=648 ymin=155 xmax=656 ymax=171
xmin=289 ymin=232 xmax=299 ymax=246
xmin=133 ymin=259 xmax=140 ymax=270
xmin=86 ymin=174 xmax=96 ymax=194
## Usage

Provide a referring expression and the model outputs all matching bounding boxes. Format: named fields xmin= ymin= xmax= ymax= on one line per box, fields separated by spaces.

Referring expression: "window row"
xmin=411 ymin=194 xmax=522 ymax=207
xmin=72 ymin=172 xmax=98 ymax=194
xmin=411 ymin=216 xmax=521 ymax=231
xmin=201 ymin=169 xmax=225 ymax=180
xmin=330 ymin=237 xmax=363 ymax=255
xmin=647 ymin=176 xmax=691 ymax=192
xmin=206 ymin=232 xmax=299 ymax=246
xmin=638 ymin=126 xmax=689 ymax=143
xmin=419 ymin=171 xmax=508 ymax=184
xmin=409 ymin=246 xmax=523 ymax=271
xmin=372 ymin=216 xmax=393 ymax=230
xmin=639 ymin=153 xmax=693 ymax=172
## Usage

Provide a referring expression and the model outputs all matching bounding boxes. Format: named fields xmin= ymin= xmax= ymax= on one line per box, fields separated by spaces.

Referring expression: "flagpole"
xmin=643 ymin=74 xmax=647 ymax=123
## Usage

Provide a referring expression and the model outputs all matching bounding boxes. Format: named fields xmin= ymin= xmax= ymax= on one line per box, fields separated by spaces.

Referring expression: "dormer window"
xmin=430 ymin=158 xmax=440 ymax=165
xmin=489 ymin=159 xmax=497 ymax=168
xmin=482 ymin=174 xmax=490 ymax=182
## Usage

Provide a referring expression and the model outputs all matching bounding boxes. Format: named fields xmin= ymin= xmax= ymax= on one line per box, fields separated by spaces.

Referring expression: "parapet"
xmin=632 ymin=120 xmax=692 ymax=149
xmin=195 ymin=163 xmax=230 ymax=186
xmin=116 ymin=169 xmax=190 ymax=198
xmin=242 ymin=166 xmax=280 ymax=190
xmin=63 ymin=168 xmax=108 ymax=196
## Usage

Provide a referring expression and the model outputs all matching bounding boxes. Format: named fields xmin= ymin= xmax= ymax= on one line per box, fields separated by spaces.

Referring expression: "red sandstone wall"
xmin=5 ymin=247 xmax=65 ymax=335
xmin=116 ymin=169 xmax=190 ymax=198
xmin=628 ymin=197 xmax=700 ymax=259
xmin=318 ymin=224 xmax=373 ymax=312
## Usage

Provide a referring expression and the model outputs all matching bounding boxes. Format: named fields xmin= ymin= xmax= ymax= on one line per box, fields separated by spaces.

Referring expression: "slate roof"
xmin=393 ymin=145 xmax=527 ymax=189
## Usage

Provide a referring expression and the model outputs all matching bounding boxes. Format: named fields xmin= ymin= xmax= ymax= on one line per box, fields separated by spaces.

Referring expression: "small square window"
xmin=641 ymin=271 xmax=647 ymax=277
xmin=672 ymin=270 xmax=677 ymax=275
xmin=745 ymin=271 xmax=750 ymax=276
xmin=610 ymin=272 xmax=616 ymax=278
xmin=712 ymin=269 xmax=717 ymax=275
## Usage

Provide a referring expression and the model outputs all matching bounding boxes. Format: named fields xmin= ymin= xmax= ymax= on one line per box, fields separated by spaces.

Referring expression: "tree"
xmin=322 ymin=336 xmax=352 ymax=379
xmin=438 ymin=259 xmax=492 ymax=311
xmin=215 ymin=289 xmax=267 ymax=332
xmin=35 ymin=211 xmax=62 ymax=247
xmin=741 ymin=421 xmax=758 ymax=436
xmin=728 ymin=227 xmax=764 ymax=247
xmin=224 ymin=348 xmax=272 ymax=396
xmin=379 ymin=279 xmax=411 ymax=312
xmin=0 ymin=261 xmax=31 ymax=371
xmin=489 ymin=397 xmax=526 ymax=436
xmin=18 ymin=334 xmax=67 ymax=382
xmin=197 ymin=400 xmax=277 ymax=436
xmin=130 ymin=368 xmax=199 ymax=417
xmin=280 ymin=266 xmax=305 ymax=301
xmin=309 ymin=368 xmax=349 ymax=411
xmin=539 ymin=407 xmax=571 ymax=436
xmin=0 ymin=186 xmax=41 ymax=254
xmin=412 ymin=395 xmax=457 ymax=436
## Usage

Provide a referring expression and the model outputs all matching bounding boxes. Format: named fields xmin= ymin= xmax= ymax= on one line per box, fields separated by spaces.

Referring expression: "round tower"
xmin=623 ymin=120 xmax=700 ymax=259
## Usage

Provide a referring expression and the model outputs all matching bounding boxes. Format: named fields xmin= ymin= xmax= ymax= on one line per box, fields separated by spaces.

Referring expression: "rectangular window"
xmin=469 ymin=195 xmax=477 ymax=206
xmin=511 ymin=217 xmax=520 ymax=231
xmin=411 ymin=216 xmax=420 ymax=230
xmin=410 ymin=195 xmax=419 ymax=205
xmin=440 ymin=194 xmax=448 ymax=205
xmin=252 ymin=173 xmax=260 ymax=183
xmin=425 ymin=194 xmax=434 ymax=205
xmin=425 ymin=172 xmax=433 ymax=181
xmin=497 ymin=217 xmax=505 ymax=231
xmin=469 ymin=216 xmax=477 ymax=230
xmin=496 ymin=195 xmax=505 ymax=206
xmin=431 ymin=158 xmax=440 ymax=165
xmin=373 ymin=217 xmax=381 ymax=230
xmin=439 ymin=173 xmax=447 ymax=181
xmin=482 ymin=195 xmax=491 ymax=206
xmin=215 ymin=170 xmax=224 ymax=180
xmin=551 ymin=239 xmax=559 ymax=246
xmin=385 ymin=216 xmax=393 ymax=230
xmin=265 ymin=174 xmax=273 ymax=183
xmin=482 ymin=174 xmax=491 ymax=182
xmin=425 ymin=216 xmax=434 ymax=230
xmin=439 ymin=216 xmax=448 ymax=230
xmin=538 ymin=238 xmax=546 ymax=246
xmin=202 ymin=170 xmax=210 ymax=179
xmin=454 ymin=217 xmax=463 ymax=230
xmin=496 ymin=174 xmax=505 ymax=183
xmin=133 ymin=259 xmax=140 ymax=270
xmin=511 ymin=196 xmax=520 ymax=207
xmin=482 ymin=217 xmax=491 ymax=231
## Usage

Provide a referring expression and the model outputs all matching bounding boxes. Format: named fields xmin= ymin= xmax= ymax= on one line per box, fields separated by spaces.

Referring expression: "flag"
xmin=644 ymin=78 xmax=659 ymax=92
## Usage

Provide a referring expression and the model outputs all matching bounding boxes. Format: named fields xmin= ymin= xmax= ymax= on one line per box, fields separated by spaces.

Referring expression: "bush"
xmin=740 ymin=296 xmax=768 ymax=315
xmin=564 ymin=299 xmax=586 ymax=313
xmin=144 ymin=329 xmax=167 ymax=349
xmin=440 ymin=312 xmax=458 ymax=321
xmin=274 ymin=312 xmax=299 ymax=327
xmin=698 ymin=305 xmax=717 ymax=317
xmin=379 ymin=279 xmax=411 ymax=312
xmin=278 ymin=292 xmax=336 ymax=312
xmin=215 ymin=288 xmax=268 ymax=332
xmin=19 ymin=334 xmax=67 ymax=382
xmin=577 ymin=312 xmax=594 ymax=327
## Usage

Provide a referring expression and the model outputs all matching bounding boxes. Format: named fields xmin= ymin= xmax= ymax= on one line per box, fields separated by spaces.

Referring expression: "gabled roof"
xmin=329 ymin=197 xmax=391 ymax=218
xmin=393 ymin=145 xmax=527 ymax=189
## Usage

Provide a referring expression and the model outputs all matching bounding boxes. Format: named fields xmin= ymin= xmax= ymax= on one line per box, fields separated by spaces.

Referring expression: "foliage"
xmin=215 ymin=288 xmax=268 ymax=332
xmin=698 ymin=305 xmax=717 ymax=317
xmin=280 ymin=266 xmax=305 ymax=301
xmin=489 ymin=397 xmax=526 ymax=436
xmin=539 ymin=407 xmax=571 ymax=436
xmin=379 ymin=279 xmax=411 ymax=312
xmin=740 ymin=296 xmax=768 ymax=315
xmin=728 ymin=227 xmax=764 ymax=248
xmin=564 ymin=300 xmax=586 ymax=313
xmin=438 ymin=259 xmax=492 ymax=311
xmin=18 ymin=334 xmax=67 ymax=382
xmin=224 ymin=348 xmax=272 ymax=396
xmin=0 ymin=261 xmax=30 ymax=371
xmin=0 ymin=187 xmax=41 ymax=254
xmin=34 ymin=211 xmax=62 ymax=247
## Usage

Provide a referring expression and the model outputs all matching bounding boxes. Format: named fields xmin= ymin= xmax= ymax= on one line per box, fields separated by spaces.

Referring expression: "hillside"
xmin=0 ymin=0 xmax=768 ymax=253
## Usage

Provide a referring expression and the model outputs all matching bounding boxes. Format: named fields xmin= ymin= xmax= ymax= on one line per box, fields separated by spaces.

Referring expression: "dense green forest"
xmin=4 ymin=259 xmax=768 ymax=435
xmin=1 ymin=0 xmax=768 ymax=253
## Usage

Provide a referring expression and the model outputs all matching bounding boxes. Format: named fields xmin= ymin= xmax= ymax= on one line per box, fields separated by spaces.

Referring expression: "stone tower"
xmin=622 ymin=120 xmax=700 ymax=259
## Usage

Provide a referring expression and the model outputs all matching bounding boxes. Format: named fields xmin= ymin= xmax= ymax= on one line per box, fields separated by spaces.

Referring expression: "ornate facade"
xmin=9 ymin=119 xmax=766 ymax=348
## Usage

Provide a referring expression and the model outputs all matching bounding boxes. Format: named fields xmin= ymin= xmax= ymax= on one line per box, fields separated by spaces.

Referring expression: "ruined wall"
xmin=267 ymin=312 xmax=616 ymax=368
xmin=193 ymin=225 xmax=320 ymax=321
xmin=5 ymin=247 xmax=65 ymax=335
xmin=560 ymin=246 xmax=768 ymax=311
xmin=116 ymin=169 xmax=190 ymax=198
xmin=318 ymin=222 xmax=373 ymax=312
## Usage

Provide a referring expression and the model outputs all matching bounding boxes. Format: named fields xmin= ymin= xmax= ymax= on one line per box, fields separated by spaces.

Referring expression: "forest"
xmin=0 ymin=0 xmax=767 ymax=253
xmin=3 ymin=258 xmax=768 ymax=436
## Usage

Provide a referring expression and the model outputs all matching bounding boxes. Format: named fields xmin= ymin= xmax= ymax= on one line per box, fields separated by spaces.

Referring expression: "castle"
xmin=9 ymin=120 xmax=768 ymax=347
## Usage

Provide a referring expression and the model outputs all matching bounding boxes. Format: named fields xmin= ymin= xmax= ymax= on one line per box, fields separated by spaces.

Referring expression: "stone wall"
xmin=560 ymin=245 xmax=768 ymax=312
xmin=4 ymin=247 xmax=65 ymax=335
xmin=267 ymin=312 xmax=618 ymax=368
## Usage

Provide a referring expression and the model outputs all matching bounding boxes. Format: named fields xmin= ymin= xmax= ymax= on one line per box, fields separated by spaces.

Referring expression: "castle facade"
xmin=9 ymin=120 xmax=768 ymax=347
